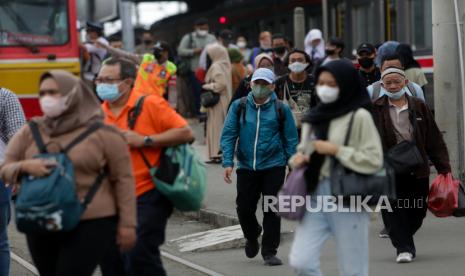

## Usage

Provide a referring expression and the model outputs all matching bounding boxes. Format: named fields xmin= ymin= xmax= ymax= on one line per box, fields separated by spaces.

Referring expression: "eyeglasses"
xmin=93 ymin=78 xmax=122 ymax=84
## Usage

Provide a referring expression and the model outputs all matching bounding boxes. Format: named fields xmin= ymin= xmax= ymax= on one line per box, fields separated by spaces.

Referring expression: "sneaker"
xmin=396 ymin=252 xmax=413 ymax=263
xmin=379 ymin=228 xmax=389 ymax=238
xmin=245 ymin=239 xmax=260 ymax=258
xmin=263 ymin=255 xmax=283 ymax=266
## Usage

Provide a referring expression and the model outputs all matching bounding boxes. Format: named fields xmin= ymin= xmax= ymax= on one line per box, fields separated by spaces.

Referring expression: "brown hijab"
xmin=35 ymin=70 xmax=103 ymax=136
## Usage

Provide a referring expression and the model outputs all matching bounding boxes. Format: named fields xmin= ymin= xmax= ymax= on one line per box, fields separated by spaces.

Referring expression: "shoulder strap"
xmin=128 ymin=96 xmax=147 ymax=130
xmin=237 ymin=97 xmax=248 ymax=124
xmin=406 ymin=82 xmax=417 ymax=97
xmin=372 ymin=81 xmax=382 ymax=101
xmin=28 ymin=121 xmax=47 ymax=154
xmin=343 ymin=111 xmax=357 ymax=146
xmin=81 ymin=168 xmax=108 ymax=210
xmin=274 ymin=99 xmax=285 ymax=132
xmin=63 ymin=122 xmax=104 ymax=153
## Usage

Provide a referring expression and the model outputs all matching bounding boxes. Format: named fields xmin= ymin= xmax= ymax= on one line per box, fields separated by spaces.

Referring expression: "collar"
xmin=388 ymin=98 xmax=409 ymax=112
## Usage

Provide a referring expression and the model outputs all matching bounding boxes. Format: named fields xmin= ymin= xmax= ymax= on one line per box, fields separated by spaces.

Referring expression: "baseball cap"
xmin=251 ymin=68 xmax=275 ymax=84
xmin=357 ymin=43 xmax=376 ymax=55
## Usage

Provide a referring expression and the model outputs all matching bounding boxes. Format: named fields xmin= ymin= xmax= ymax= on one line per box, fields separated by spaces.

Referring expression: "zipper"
xmin=253 ymin=105 xmax=261 ymax=170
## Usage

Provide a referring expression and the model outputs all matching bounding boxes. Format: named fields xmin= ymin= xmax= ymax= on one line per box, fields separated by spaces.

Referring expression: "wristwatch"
xmin=143 ymin=136 xmax=154 ymax=147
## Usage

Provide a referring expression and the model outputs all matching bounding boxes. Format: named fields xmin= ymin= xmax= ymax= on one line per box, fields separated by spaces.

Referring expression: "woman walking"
xmin=0 ymin=70 xmax=136 ymax=276
xmin=202 ymin=44 xmax=232 ymax=163
xmin=288 ymin=60 xmax=383 ymax=276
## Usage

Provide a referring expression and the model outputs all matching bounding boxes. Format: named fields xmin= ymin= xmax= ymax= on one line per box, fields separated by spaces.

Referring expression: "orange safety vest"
xmin=133 ymin=54 xmax=177 ymax=96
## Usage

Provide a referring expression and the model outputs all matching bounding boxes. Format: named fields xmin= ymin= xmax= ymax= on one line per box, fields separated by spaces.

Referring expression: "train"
xmin=151 ymin=0 xmax=434 ymax=105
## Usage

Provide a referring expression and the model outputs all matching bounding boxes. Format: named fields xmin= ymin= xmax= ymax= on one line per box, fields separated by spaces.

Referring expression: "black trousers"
xmin=100 ymin=188 xmax=173 ymax=276
xmin=236 ymin=166 xmax=286 ymax=257
xmin=26 ymin=216 xmax=117 ymax=276
xmin=381 ymin=174 xmax=429 ymax=256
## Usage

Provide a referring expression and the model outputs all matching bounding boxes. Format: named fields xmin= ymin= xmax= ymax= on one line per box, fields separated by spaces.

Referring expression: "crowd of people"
xmin=0 ymin=15 xmax=453 ymax=276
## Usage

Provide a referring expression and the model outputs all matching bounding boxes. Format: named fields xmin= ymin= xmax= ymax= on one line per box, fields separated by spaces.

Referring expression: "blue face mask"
xmin=385 ymin=87 xmax=406 ymax=100
xmin=96 ymin=83 xmax=123 ymax=102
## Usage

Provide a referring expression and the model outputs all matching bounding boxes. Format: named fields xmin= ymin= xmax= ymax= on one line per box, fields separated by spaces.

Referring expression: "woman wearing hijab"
xmin=202 ymin=44 xmax=232 ymax=163
xmin=0 ymin=70 xmax=136 ymax=276
xmin=288 ymin=60 xmax=383 ymax=276
xmin=229 ymin=53 xmax=274 ymax=108
xmin=396 ymin=43 xmax=428 ymax=90
xmin=373 ymin=67 xmax=450 ymax=263
xmin=304 ymin=29 xmax=325 ymax=64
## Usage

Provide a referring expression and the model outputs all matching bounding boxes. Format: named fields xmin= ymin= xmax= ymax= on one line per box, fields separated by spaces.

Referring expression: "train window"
xmin=386 ymin=0 xmax=398 ymax=41
xmin=409 ymin=0 xmax=432 ymax=50
xmin=329 ymin=2 xmax=346 ymax=38
xmin=351 ymin=2 xmax=375 ymax=48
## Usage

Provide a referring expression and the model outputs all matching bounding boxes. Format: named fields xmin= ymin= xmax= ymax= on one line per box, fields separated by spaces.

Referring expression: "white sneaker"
xmin=396 ymin=252 xmax=413 ymax=263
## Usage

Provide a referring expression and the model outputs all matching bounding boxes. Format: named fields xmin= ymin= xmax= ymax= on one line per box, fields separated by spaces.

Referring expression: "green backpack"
xmin=128 ymin=96 xmax=206 ymax=211
xmin=16 ymin=121 xmax=107 ymax=233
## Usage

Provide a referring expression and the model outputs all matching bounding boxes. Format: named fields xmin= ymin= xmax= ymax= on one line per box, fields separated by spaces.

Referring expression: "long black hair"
xmin=396 ymin=44 xmax=421 ymax=70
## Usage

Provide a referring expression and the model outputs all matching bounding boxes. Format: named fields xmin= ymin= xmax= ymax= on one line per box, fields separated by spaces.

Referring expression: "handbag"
xmin=283 ymin=81 xmax=305 ymax=128
xmin=200 ymin=90 xmax=220 ymax=108
xmin=386 ymin=106 xmax=424 ymax=174
xmin=330 ymin=112 xmax=396 ymax=205
xmin=453 ymin=181 xmax=465 ymax=217
xmin=128 ymin=96 xmax=207 ymax=212
xmin=277 ymin=166 xmax=308 ymax=221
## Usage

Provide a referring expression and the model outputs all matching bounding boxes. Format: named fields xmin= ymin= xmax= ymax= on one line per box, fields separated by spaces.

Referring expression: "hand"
xmin=117 ymin=226 xmax=137 ymax=252
xmin=193 ymin=48 xmax=203 ymax=55
xmin=224 ymin=167 xmax=233 ymax=184
xmin=290 ymin=152 xmax=310 ymax=168
xmin=313 ymin=140 xmax=339 ymax=156
xmin=123 ymin=131 xmax=144 ymax=148
xmin=21 ymin=159 xmax=56 ymax=178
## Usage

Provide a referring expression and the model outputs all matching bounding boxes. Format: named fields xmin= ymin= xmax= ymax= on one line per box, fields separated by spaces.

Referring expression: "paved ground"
xmin=7 ymin=121 xmax=465 ymax=276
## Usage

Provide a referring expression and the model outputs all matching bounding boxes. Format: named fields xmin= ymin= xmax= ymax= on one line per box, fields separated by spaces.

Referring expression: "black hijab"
xmin=302 ymin=60 xmax=371 ymax=191
xmin=396 ymin=43 xmax=421 ymax=70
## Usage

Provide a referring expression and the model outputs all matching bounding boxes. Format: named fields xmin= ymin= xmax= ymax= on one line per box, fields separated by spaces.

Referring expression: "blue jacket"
xmin=221 ymin=92 xmax=298 ymax=171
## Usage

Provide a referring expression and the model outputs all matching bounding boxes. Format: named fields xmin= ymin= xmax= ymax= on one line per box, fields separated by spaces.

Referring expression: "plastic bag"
xmin=427 ymin=173 xmax=459 ymax=217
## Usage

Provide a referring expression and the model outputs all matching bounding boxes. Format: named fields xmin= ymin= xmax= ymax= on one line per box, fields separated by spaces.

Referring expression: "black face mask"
xmin=143 ymin=40 xmax=153 ymax=46
xmin=358 ymin=57 xmax=375 ymax=69
xmin=325 ymin=49 xmax=336 ymax=56
xmin=273 ymin=46 xmax=286 ymax=55
xmin=154 ymin=50 xmax=163 ymax=61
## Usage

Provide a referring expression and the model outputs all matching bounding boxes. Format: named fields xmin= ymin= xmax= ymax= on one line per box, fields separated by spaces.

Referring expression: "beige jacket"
xmin=0 ymin=124 xmax=136 ymax=228
xmin=297 ymin=108 xmax=384 ymax=178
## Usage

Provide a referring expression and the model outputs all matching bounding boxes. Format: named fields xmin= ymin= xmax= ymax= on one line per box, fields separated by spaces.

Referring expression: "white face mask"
xmin=237 ymin=41 xmax=247 ymax=48
xmin=39 ymin=95 xmax=68 ymax=118
xmin=316 ymin=85 xmax=340 ymax=104
xmin=196 ymin=29 xmax=208 ymax=37
xmin=288 ymin=62 xmax=308 ymax=73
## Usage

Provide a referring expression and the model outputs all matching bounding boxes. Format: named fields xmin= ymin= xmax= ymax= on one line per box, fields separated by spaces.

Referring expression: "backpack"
xmin=15 ymin=122 xmax=107 ymax=234
xmin=128 ymin=96 xmax=206 ymax=211
xmin=371 ymin=81 xmax=417 ymax=101
xmin=236 ymin=96 xmax=285 ymax=132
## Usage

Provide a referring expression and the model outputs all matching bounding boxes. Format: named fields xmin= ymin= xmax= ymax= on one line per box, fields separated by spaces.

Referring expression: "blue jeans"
xmin=0 ymin=201 xmax=11 ymax=276
xmin=289 ymin=179 xmax=369 ymax=276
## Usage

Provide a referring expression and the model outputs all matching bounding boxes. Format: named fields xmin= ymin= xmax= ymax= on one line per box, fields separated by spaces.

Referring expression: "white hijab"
xmin=304 ymin=29 xmax=325 ymax=61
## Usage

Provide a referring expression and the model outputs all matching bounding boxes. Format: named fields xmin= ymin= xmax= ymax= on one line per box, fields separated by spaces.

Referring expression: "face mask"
xmin=260 ymin=41 xmax=271 ymax=50
xmin=197 ymin=30 xmax=208 ymax=37
xmin=237 ymin=41 xmax=247 ymax=48
xmin=316 ymin=85 xmax=340 ymax=104
xmin=39 ymin=95 xmax=68 ymax=118
xmin=358 ymin=57 xmax=374 ymax=69
xmin=288 ymin=62 xmax=308 ymax=73
xmin=325 ymin=49 xmax=336 ymax=56
xmin=384 ymin=87 xmax=406 ymax=100
xmin=251 ymin=84 xmax=273 ymax=99
xmin=273 ymin=46 xmax=286 ymax=55
xmin=96 ymin=83 xmax=124 ymax=103
xmin=154 ymin=50 xmax=163 ymax=61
